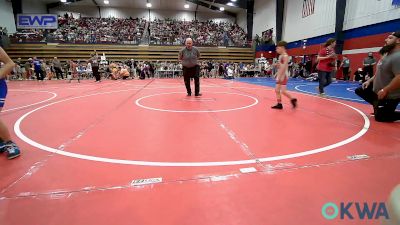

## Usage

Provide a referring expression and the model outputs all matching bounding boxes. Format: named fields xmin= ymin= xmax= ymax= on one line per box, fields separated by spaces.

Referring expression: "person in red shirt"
xmin=316 ymin=38 xmax=337 ymax=96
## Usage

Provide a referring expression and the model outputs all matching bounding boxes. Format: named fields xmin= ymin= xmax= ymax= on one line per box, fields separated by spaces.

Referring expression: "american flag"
xmin=302 ymin=0 xmax=315 ymax=18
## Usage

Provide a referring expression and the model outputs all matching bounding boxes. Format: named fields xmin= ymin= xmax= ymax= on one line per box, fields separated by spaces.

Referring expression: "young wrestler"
xmin=271 ymin=41 xmax=297 ymax=109
xmin=0 ymin=47 xmax=21 ymax=159
xmin=69 ymin=60 xmax=80 ymax=83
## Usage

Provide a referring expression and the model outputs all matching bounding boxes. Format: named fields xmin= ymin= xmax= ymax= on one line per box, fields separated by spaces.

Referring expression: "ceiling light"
xmin=146 ymin=2 xmax=152 ymax=7
xmin=104 ymin=0 xmax=109 ymax=4
xmin=184 ymin=3 xmax=189 ymax=8
xmin=231 ymin=0 xmax=237 ymax=2
xmin=220 ymin=7 xmax=224 ymax=11
xmin=61 ymin=0 xmax=67 ymax=2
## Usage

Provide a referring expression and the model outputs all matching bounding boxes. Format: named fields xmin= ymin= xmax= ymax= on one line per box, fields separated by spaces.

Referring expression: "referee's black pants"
xmin=183 ymin=65 xmax=200 ymax=95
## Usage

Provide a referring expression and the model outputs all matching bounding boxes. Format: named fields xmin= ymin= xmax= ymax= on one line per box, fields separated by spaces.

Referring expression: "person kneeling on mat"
xmin=355 ymin=31 xmax=400 ymax=122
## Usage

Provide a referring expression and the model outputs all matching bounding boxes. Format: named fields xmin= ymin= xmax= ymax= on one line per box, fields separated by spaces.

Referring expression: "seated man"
xmin=353 ymin=68 xmax=366 ymax=83
xmin=226 ymin=66 xmax=234 ymax=79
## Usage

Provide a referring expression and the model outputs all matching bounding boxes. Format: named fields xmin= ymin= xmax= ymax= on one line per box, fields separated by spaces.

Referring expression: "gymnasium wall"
xmin=0 ymin=0 xmax=16 ymax=34
xmin=344 ymin=0 xmax=400 ymax=31
xmin=256 ymin=0 xmax=400 ymax=79
xmin=236 ymin=10 xmax=247 ymax=32
xmin=341 ymin=19 xmax=399 ymax=79
xmin=253 ymin=0 xmax=276 ymax=37
xmin=51 ymin=5 xmax=102 ymax=18
xmin=271 ymin=20 xmax=399 ymax=79
xmin=22 ymin=0 xmax=47 ymax=14
xmin=282 ymin=0 xmax=336 ymax=43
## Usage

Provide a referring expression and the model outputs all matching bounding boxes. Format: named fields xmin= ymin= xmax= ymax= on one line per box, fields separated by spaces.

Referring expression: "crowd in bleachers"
xmin=229 ymin=24 xmax=248 ymax=47
xmin=47 ymin=16 xmax=146 ymax=44
xmin=0 ymin=26 xmax=7 ymax=35
xmin=10 ymin=15 xmax=146 ymax=44
xmin=0 ymin=26 xmax=8 ymax=48
xmin=9 ymin=15 xmax=248 ymax=47
xmin=9 ymin=29 xmax=45 ymax=43
xmin=149 ymin=19 xmax=247 ymax=47
xmin=254 ymin=29 xmax=274 ymax=46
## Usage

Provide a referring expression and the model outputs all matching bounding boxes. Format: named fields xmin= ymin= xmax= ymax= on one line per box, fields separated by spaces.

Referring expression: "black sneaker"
xmin=319 ymin=93 xmax=327 ymax=98
xmin=291 ymin=98 xmax=298 ymax=108
xmin=0 ymin=141 xmax=9 ymax=153
xmin=271 ymin=103 xmax=283 ymax=109
xmin=6 ymin=142 xmax=21 ymax=160
xmin=1 ymin=141 xmax=20 ymax=159
xmin=187 ymin=93 xmax=191 ymax=96
xmin=195 ymin=93 xmax=202 ymax=97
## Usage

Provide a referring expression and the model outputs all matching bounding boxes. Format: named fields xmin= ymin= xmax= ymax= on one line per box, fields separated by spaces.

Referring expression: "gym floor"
xmin=0 ymin=78 xmax=399 ymax=225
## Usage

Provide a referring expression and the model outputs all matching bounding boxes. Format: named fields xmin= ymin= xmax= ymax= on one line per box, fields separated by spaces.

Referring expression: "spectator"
xmin=149 ymin=19 xmax=247 ymax=47
xmin=354 ymin=68 xmax=366 ymax=83
xmin=52 ymin=57 xmax=64 ymax=80
xmin=355 ymin=31 xmax=400 ymax=122
xmin=340 ymin=55 xmax=351 ymax=80
xmin=363 ymin=52 xmax=376 ymax=77
xmin=33 ymin=57 xmax=45 ymax=81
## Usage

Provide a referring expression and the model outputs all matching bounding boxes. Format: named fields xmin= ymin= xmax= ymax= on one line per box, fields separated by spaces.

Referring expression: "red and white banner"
xmin=302 ymin=0 xmax=315 ymax=18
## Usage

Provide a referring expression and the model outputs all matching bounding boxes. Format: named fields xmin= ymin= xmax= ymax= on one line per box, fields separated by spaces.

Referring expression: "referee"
xmin=179 ymin=38 xmax=201 ymax=96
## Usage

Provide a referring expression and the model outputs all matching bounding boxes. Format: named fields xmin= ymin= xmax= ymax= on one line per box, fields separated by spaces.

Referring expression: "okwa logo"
xmin=322 ymin=202 xmax=389 ymax=220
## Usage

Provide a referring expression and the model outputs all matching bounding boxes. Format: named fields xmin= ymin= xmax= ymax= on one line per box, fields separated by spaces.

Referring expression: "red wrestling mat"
xmin=0 ymin=79 xmax=399 ymax=225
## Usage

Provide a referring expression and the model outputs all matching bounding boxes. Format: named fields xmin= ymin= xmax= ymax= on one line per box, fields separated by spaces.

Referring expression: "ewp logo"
xmin=17 ymin=14 xmax=58 ymax=29
xmin=322 ymin=202 xmax=390 ymax=220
